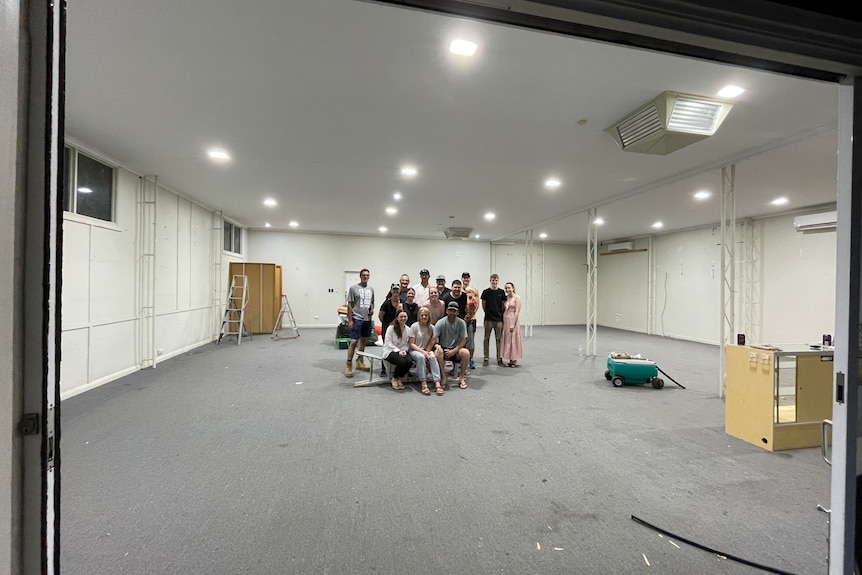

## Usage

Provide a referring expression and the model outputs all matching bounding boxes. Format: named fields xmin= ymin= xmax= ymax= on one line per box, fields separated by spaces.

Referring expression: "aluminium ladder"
xmin=272 ymin=293 xmax=300 ymax=340
xmin=218 ymin=274 xmax=250 ymax=345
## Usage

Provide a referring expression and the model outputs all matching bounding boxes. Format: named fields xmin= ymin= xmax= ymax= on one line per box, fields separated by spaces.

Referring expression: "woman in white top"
xmin=382 ymin=311 xmax=412 ymax=390
xmin=409 ymin=307 xmax=443 ymax=396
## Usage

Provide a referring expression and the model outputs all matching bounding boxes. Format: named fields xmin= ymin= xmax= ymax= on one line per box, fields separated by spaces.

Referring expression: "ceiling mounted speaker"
xmin=444 ymin=227 xmax=473 ymax=239
xmin=606 ymin=91 xmax=734 ymax=155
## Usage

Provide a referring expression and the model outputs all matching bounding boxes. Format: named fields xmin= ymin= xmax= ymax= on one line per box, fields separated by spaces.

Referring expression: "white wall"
xmin=597 ymin=239 xmax=649 ymax=332
xmin=60 ymin=156 xmax=226 ymax=399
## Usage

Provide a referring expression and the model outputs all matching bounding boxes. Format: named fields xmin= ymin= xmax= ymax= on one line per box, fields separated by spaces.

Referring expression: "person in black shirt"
xmin=435 ymin=274 xmax=450 ymax=301
xmin=403 ymin=287 xmax=419 ymax=325
xmin=442 ymin=280 xmax=468 ymax=320
xmin=481 ymin=273 xmax=506 ymax=366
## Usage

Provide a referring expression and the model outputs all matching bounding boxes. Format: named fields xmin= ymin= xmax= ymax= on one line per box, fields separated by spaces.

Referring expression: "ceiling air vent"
xmin=444 ymin=227 xmax=473 ymax=239
xmin=606 ymin=91 xmax=734 ymax=155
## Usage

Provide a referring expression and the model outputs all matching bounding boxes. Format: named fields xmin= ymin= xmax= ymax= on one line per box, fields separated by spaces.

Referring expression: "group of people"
xmin=344 ymin=269 xmax=524 ymax=393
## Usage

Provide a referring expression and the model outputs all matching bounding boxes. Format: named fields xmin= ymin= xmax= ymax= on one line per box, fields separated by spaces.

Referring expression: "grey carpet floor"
xmin=60 ymin=327 xmax=829 ymax=575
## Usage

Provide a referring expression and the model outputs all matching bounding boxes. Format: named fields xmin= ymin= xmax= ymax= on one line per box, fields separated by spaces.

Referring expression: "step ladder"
xmin=272 ymin=294 xmax=300 ymax=340
xmin=218 ymin=274 xmax=251 ymax=345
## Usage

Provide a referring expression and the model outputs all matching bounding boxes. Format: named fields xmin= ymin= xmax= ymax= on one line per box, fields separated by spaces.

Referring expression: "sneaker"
xmin=356 ymin=357 xmax=370 ymax=372
xmin=483 ymin=358 xmax=489 ymax=366
xmin=469 ymin=360 xmax=476 ymax=369
xmin=344 ymin=361 xmax=353 ymax=378
xmin=497 ymin=358 xmax=504 ymax=366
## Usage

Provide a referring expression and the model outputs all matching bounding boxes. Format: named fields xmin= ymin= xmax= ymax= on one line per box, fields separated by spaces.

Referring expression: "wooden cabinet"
xmin=725 ymin=344 xmax=833 ymax=451
xmin=228 ymin=262 xmax=282 ymax=334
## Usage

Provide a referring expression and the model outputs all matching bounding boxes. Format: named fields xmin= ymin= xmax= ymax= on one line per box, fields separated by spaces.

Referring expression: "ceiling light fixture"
xmin=484 ymin=212 xmax=495 ymax=221
xmin=386 ymin=206 xmax=397 ymax=215
xmin=593 ymin=217 xmax=604 ymax=225
xmin=449 ymin=39 xmax=477 ymax=56
xmin=393 ymin=192 xmax=402 ymax=200
xmin=400 ymin=166 xmax=417 ymax=177
xmin=263 ymin=198 xmax=277 ymax=207
xmin=539 ymin=233 xmax=548 ymax=239
xmin=474 ymin=234 xmax=480 ymax=239
xmin=379 ymin=226 xmax=388 ymax=233
xmin=289 ymin=221 xmax=298 ymax=228
xmin=694 ymin=190 xmax=711 ymax=199
xmin=771 ymin=197 xmax=789 ymax=206
xmin=652 ymin=221 xmax=664 ymax=229
xmin=264 ymin=223 xmax=271 ymax=228
xmin=207 ymin=148 xmax=230 ymax=161
xmin=544 ymin=178 xmax=561 ymax=189
xmin=77 ymin=187 xmax=93 ymax=194
xmin=717 ymin=85 xmax=745 ymax=98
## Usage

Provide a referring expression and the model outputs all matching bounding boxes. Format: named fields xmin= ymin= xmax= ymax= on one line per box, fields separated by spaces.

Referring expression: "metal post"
xmin=742 ymin=218 xmax=761 ymax=343
xmin=586 ymin=209 xmax=598 ymax=356
xmin=719 ymin=164 xmax=736 ymax=398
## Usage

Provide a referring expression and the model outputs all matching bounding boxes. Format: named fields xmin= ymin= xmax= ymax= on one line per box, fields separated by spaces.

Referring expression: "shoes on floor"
xmin=497 ymin=358 xmax=504 ymax=366
xmin=344 ymin=361 xmax=353 ymax=378
xmin=379 ymin=368 xmax=387 ymax=377
xmin=355 ymin=357 xmax=370 ymax=372
xmin=483 ymin=358 xmax=489 ymax=366
xmin=469 ymin=360 xmax=476 ymax=369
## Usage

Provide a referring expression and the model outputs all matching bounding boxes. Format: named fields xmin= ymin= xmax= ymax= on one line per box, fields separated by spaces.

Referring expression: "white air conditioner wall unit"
xmin=607 ymin=241 xmax=634 ymax=252
xmin=794 ymin=211 xmax=837 ymax=231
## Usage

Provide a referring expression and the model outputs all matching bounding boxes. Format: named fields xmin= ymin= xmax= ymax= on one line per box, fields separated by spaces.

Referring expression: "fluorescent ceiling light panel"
xmin=717 ymin=85 xmax=745 ymax=98
xmin=450 ymin=39 xmax=477 ymax=56
xmin=263 ymin=198 xmax=277 ymax=207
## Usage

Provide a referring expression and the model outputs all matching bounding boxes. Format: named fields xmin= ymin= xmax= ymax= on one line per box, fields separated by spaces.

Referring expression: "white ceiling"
xmin=65 ymin=0 xmax=839 ymax=244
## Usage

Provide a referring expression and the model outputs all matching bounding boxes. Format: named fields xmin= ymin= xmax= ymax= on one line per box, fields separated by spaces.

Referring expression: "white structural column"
xmin=138 ymin=175 xmax=157 ymax=368
xmin=525 ymin=229 xmax=533 ymax=337
xmin=718 ymin=165 xmax=736 ymax=398
xmin=211 ymin=211 xmax=224 ymax=340
xmin=647 ymin=235 xmax=656 ymax=335
xmin=741 ymin=218 xmax=761 ymax=343
xmin=586 ymin=209 xmax=598 ymax=356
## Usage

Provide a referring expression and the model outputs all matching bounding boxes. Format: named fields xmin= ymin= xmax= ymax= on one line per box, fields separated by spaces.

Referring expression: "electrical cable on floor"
xmin=630 ymin=515 xmax=799 ymax=575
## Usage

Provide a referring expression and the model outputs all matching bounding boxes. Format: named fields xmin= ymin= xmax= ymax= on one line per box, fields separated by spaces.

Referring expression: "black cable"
xmin=656 ymin=366 xmax=686 ymax=389
xmin=631 ymin=515 xmax=799 ymax=575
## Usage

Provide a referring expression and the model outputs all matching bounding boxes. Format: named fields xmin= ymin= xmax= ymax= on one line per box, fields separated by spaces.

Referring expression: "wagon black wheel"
xmin=612 ymin=376 xmax=624 ymax=388
xmin=604 ymin=370 xmax=611 ymax=380
xmin=652 ymin=378 xmax=665 ymax=389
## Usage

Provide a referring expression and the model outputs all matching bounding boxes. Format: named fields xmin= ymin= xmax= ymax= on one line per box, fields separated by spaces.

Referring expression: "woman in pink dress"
xmin=500 ymin=282 xmax=523 ymax=367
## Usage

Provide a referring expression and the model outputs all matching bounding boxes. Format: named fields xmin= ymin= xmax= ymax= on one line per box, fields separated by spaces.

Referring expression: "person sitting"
xmin=426 ymin=286 xmax=446 ymax=324
xmin=403 ymin=287 xmax=419 ymax=326
xmin=433 ymin=301 xmax=470 ymax=389
xmin=409 ymin=307 xmax=443 ymax=395
xmin=382 ymin=311 xmax=412 ymax=390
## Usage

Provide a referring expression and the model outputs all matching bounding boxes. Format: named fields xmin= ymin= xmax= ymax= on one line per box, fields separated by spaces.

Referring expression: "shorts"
xmin=465 ymin=319 xmax=476 ymax=349
xmin=443 ymin=348 xmax=462 ymax=363
xmin=350 ymin=319 xmax=372 ymax=340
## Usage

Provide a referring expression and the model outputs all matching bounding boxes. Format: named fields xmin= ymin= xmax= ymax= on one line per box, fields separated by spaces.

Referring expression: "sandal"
xmin=435 ymin=383 xmax=444 ymax=396
xmin=421 ymin=383 xmax=431 ymax=396
xmin=391 ymin=378 xmax=400 ymax=390
xmin=508 ymin=362 xmax=519 ymax=368
xmin=459 ymin=379 xmax=468 ymax=389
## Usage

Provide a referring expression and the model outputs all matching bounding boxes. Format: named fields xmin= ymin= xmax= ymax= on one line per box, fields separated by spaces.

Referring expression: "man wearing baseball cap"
xmin=433 ymin=301 xmax=470 ymax=389
xmin=412 ymin=269 xmax=431 ymax=307
xmin=435 ymin=274 xmax=450 ymax=300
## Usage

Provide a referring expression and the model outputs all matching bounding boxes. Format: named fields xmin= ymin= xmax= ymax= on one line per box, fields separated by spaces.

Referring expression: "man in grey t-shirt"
xmin=345 ymin=269 xmax=375 ymax=378
xmin=434 ymin=301 xmax=470 ymax=389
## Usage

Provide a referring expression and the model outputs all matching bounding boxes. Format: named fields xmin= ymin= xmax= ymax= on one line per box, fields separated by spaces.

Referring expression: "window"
xmin=224 ymin=221 xmax=242 ymax=254
xmin=63 ymin=145 xmax=115 ymax=222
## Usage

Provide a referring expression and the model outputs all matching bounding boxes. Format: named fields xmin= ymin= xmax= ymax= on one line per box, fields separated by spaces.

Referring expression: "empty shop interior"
xmin=52 ymin=0 xmax=852 ymax=574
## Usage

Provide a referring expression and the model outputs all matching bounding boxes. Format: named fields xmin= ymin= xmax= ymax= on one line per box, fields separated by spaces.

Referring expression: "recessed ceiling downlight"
xmin=694 ymin=190 xmax=711 ymax=199
xmin=400 ymin=166 xmax=418 ymax=177
xmin=652 ymin=221 xmax=664 ymax=229
xmin=593 ymin=217 xmax=604 ymax=225
xmin=771 ymin=197 xmax=789 ymax=206
xmin=717 ymin=85 xmax=745 ymax=98
xmin=265 ymin=223 xmax=271 ymax=228
xmin=379 ymin=226 xmax=388 ymax=233
xmin=263 ymin=198 xmax=277 ymax=207
xmin=484 ymin=212 xmax=495 ymax=221
xmin=393 ymin=192 xmax=402 ymax=200
xmin=386 ymin=206 xmax=398 ymax=215
xmin=544 ymin=178 xmax=561 ymax=189
xmin=207 ymin=148 xmax=231 ymax=162
xmin=289 ymin=221 xmax=299 ymax=228
xmin=539 ymin=233 xmax=548 ymax=239
xmin=449 ymin=39 xmax=478 ymax=56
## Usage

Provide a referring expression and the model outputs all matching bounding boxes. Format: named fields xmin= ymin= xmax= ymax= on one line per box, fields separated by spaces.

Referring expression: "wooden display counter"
xmin=725 ymin=344 xmax=833 ymax=451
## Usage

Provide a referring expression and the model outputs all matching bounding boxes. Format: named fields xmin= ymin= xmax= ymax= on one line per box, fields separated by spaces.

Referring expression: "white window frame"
xmin=63 ymin=144 xmax=116 ymax=223
xmin=223 ymin=220 xmax=243 ymax=255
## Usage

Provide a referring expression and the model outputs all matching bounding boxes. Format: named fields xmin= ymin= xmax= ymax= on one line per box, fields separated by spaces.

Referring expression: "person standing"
xmin=403 ymin=287 xmax=419 ymax=326
xmin=481 ymin=273 xmax=506 ymax=366
xmin=412 ymin=269 xmax=432 ymax=307
xmin=427 ymin=287 xmax=446 ymax=324
xmin=500 ymin=282 xmax=523 ymax=367
xmin=345 ymin=269 xmax=375 ymax=377
xmin=442 ymin=279 xmax=467 ymax=319
xmin=435 ymin=274 xmax=450 ymax=300
xmin=464 ymin=285 xmax=480 ymax=369
xmin=398 ymin=274 xmax=411 ymax=304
